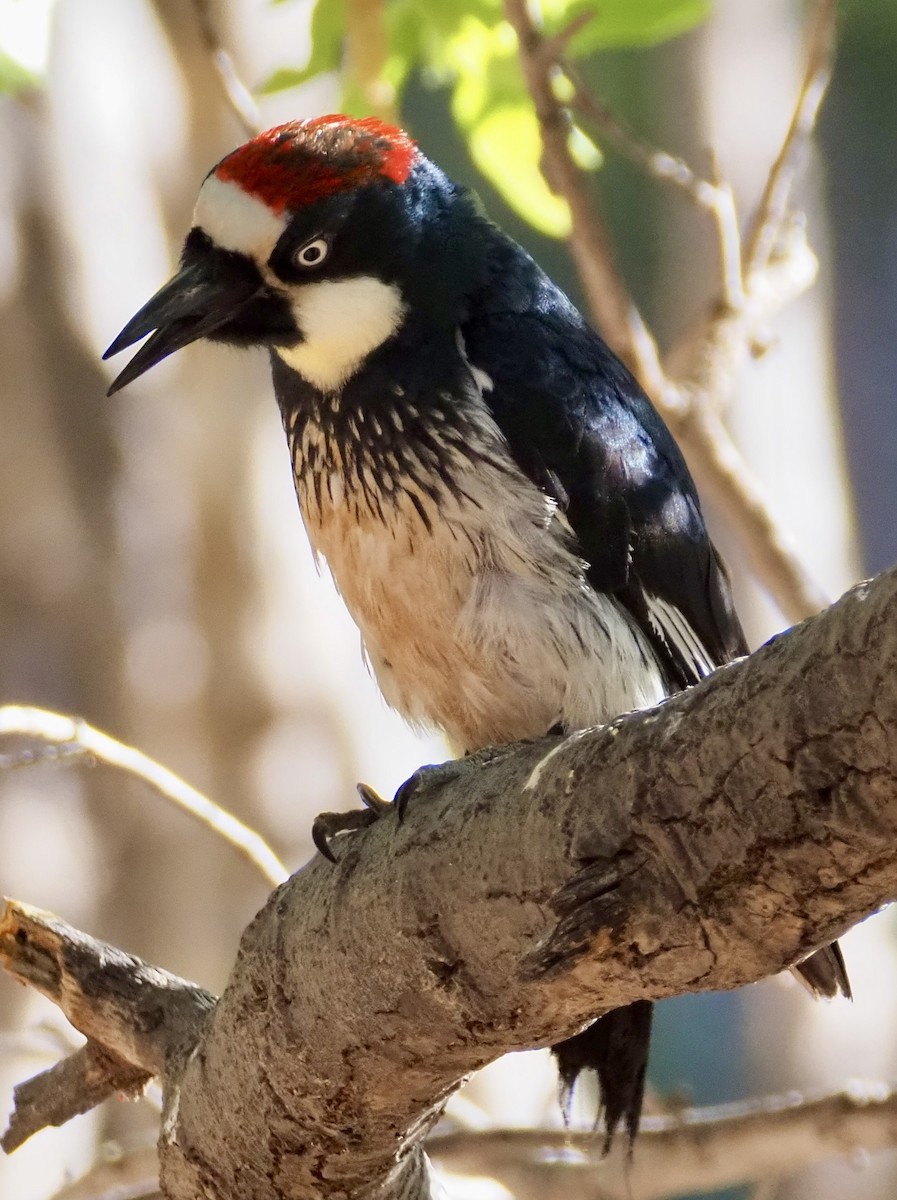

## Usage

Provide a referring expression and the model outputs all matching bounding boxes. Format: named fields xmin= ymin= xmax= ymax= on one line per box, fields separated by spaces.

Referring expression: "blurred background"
xmin=0 ymin=1 xmax=896 ymax=1198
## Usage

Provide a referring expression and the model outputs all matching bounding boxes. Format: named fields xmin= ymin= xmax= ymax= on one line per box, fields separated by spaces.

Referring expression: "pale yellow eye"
xmin=295 ymin=237 xmax=329 ymax=268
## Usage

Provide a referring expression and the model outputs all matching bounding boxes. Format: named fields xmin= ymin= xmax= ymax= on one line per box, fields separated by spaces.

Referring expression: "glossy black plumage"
xmin=459 ymin=229 xmax=748 ymax=687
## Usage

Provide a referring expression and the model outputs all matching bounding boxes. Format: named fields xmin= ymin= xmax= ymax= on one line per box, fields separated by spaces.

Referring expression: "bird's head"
xmin=105 ymin=115 xmax=480 ymax=395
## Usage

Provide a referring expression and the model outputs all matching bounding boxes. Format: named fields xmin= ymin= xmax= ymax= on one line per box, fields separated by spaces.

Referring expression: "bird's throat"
xmin=275 ymin=276 xmax=406 ymax=392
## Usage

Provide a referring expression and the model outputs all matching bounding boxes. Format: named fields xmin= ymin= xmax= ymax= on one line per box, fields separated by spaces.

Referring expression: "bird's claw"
xmin=312 ymin=783 xmax=393 ymax=862
xmin=313 ymin=762 xmax=471 ymax=860
xmin=394 ymin=759 xmax=467 ymax=822
xmin=357 ymin=781 xmax=393 ymax=816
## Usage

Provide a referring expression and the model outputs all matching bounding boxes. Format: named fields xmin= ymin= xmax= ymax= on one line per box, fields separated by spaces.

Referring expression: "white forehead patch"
xmin=276 ymin=277 xmax=406 ymax=393
xmin=192 ymin=173 xmax=288 ymax=258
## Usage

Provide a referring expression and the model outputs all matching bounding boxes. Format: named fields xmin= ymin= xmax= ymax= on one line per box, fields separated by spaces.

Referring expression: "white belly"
xmin=288 ymin=408 xmax=667 ymax=752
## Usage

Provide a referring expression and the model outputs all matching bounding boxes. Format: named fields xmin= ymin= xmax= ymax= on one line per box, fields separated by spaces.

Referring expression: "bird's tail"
xmin=552 ymin=999 xmax=653 ymax=1154
xmin=551 ymin=942 xmax=850 ymax=1155
xmin=793 ymin=939 xmax=852 ymax=999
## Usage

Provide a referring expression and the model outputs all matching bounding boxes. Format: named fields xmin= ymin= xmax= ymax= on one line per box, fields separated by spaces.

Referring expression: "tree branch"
xmin=431 ymin=1083 xmax=897 ymax=1200
xmin=565 ymin=64 xmax=746 ymax=311
xmin=745 ymin=0 xmax=838 ymax=278
xmin=666 ymin=390 xmax=832 ymax=624
xmin=502 ymin=0 xmax=665 ymax=392
xmin=0 ymin=901 xmax=215 ymax=1078
xmin=2 ymin=1042 xmax=149 ymax=1154
xmin=5 ymin=565 xmax=897 ymax=1196
xmin=45 ymin=1081 xmax=897 ymax=1200
xmin=0 ymin=705 xmax=288 ymax=888
xmin=51 ymin=1144 xmax=160 ymax=1200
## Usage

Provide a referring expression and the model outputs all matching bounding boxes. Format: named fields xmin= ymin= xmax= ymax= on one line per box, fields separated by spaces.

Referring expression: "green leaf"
xmin=260 ymin=0 xmax=346 ymax=93
xmin=445 ymin=15 xmax=520 ymax=121
xmin=0 ymin=46 xmax=38 ymax=96
xmin=388 ymin=0 xmax=503 ymax=87
xmin=443 ymin=15 xmax=575 ymax=237
xmin=542 ymin=0 xmax=711 ymax=55
xmin=468 ymin=103 xmax=571 ymax=238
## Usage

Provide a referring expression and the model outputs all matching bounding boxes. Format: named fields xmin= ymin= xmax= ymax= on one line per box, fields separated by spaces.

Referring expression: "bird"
xmin=104 ymin=113 xmax=851 ymax=1149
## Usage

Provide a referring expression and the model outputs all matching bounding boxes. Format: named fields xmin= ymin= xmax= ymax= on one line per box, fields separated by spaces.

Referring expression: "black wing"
xmin=461 ymin=246 xmax=748 ymax=691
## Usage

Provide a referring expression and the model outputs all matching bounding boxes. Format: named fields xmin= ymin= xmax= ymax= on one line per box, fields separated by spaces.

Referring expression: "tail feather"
xmin=552 ymin=1000 xmax=653 ymax=1154
xmin=793 ymin=940 xmax=852 ymax=1000
xmin=551 ymin=944 xmax=848 ymax=1155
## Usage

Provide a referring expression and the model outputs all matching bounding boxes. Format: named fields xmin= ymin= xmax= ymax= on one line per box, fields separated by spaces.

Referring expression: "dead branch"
xmin=668 ymin=396 xmax=832 ymax=624
xmin=2 ymin=1042 xmax=150 ymax=1154
xmin=745 ymin=0 xmax=838 ymax=278
xmin=565 ymin=65 xmax=746 ymax=310
xmin=430 ymin=1083 xmax=897 ymax=1200
xmin=502 ymin=0 xmax=665 ymax=394
xmin=0 ymin=901 xmax=215 ymax=1076
xmin=0 ymin=706 xmax=288 ymax=887
xmin=4 ymin=565 xmax=897 ymax=1197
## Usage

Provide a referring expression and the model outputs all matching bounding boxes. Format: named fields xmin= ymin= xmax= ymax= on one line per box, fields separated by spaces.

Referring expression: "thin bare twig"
xmin=665 ymin=401 xmax=831 ymax=622
xmin=59 ymin=1182 xmax=160 ymax=1200
xmin=532 ymin=10 xmax=595 ymax=66
xmin=0 ymin=741 xmax=85 ymax=771
xmin=502 ymin=0 xmax=665 ymax=393
xmin=429 ymin=1083 xmax=897 ymax=1200
xmin=745 ymin=0 xmax=838 ymax=278
xmin=565 ymin=69 xmax=702 ymax=193
xmin=708 ymin=149 xmax=745 ymax=310
xmin=47 ymin=1079 xmax=897 ymax=1200
xmin=566 ymin=65 xmax=746 ymax=311
xmin=191 ymin=0 xmax=261 ymax=138
xmin=0 ymin=705 xmax=288 ymax=888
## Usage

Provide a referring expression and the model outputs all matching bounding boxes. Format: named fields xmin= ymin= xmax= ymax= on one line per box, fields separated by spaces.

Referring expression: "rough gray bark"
xmin=5 ymin=566 xmax=897 ymax=1200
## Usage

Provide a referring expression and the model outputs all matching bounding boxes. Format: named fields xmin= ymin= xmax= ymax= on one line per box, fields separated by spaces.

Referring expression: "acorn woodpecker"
xmin=104 ymin=114 xmax=850 ymax=1147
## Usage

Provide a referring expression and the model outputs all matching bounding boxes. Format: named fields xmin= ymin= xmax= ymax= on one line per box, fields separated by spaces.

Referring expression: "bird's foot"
xmin=313 ymin=752 xmax=501 ymax=860
xmin=312 ymin=782 xmax=393 ymax=863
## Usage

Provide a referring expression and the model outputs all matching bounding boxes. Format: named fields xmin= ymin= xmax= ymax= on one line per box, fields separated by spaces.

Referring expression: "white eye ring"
xmin=295 ymin=237 xmax=329 ymax=268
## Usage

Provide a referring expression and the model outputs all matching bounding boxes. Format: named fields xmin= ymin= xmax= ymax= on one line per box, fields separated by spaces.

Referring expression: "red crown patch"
xmin=214 ymin=115 xmax=418 ymax=214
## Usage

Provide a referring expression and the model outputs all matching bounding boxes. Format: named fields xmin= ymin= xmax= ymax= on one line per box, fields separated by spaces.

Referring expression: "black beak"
xmin=103 ymin=242 xmax=264 ymax=395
